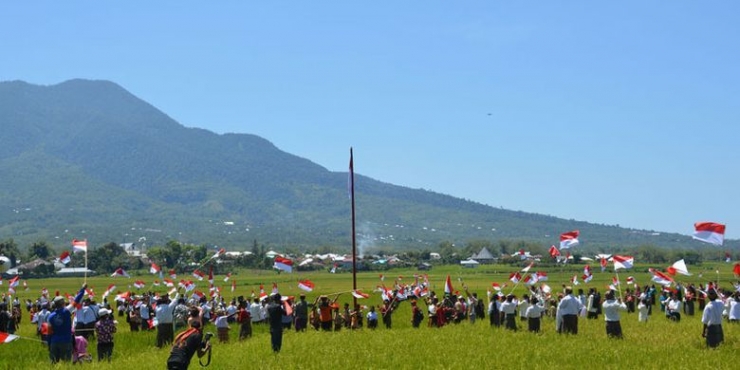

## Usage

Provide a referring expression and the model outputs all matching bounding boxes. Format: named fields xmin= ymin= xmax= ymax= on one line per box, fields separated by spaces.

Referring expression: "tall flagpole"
xmin=84 ymin=239 xmax=88 ymax=285
xmin=350 ymin=148 xmax=357 ymax=309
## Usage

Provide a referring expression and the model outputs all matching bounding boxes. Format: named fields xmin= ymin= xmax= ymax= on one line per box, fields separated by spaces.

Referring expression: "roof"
xmin=470 ymin=247 xmax=495 ymax=260
xmin=57 ymin=267 xmax=95 ymax=274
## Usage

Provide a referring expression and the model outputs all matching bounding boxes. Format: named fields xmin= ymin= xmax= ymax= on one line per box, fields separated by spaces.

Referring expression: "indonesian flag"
xmin=559 ymin=230 xmax=580 ymax=249
xmin=271 ymin=283 xmax=279 ymax=295
xmin=259 ymin=285 xmax=268 ymax=301
xmin=114 ymin=291 xmax=131 ymax=301
xmin=85 ymin=288 xmax=95 ymax=298
xmin=111 ymin=268 xmax=130 ymax=278
xmin=191 ymin=290 xmax=204 ymax=301
xmin=274 ymin=256 xmax=293 ymax=273
xmin=509 ymin=272 xmax=522 ymax=284
xmin=613 ymin=255 xmax=634 ymax=270
xmin=413 ymin=286 xmax=429 ymax=297
xmin=153 ymin=280 xmax=161 ymax=287
xmin=535 ymin=271 xmax=548 ymax=281
xmin=379 ymin=274 xmax=385 ymax=281
xmin=223 ymin=273 xmax=232 ymax=282
xmin=600 ymin=258 xmax=607 ymax=272
xmin=133 ymin=280 xmax=146 ymax=289
xmin=612 ymin=276 xmax=620 ymax=286
xmin=396 ymin=287 xmax=408 ymax=300
xmin=523 ymin=275 xmax=536 ymax=286
xmin=693 ymin=222 xmax=725 ymax=246
xmin=330 ymin=263 xmax=337 ymax=274
xmin=734 ymin=263 xmax=740 ymax=277
xmin=231 ymin=280 xmax=236 ymax=293
xmin=298 ymin=280 xmax=315 ymax=292
xmin=0 ymin=332 xmax=20 ymax=344
xmin=210 ymin=286 xmax=221 ymax=298
xmin=582 ymin=274 xmax=593 ymax=283
xmin=164 ymin=279 xmax=175 ymax=288
xmin=211 ymin=248 xmax=226 ymax=260
xmin=667 ymin=259 xmax=691 ymax=276
xmin=650 ymin=268 xmax=674 ymax=286
xmin=41 ymin=288 xmax=48 ymax=296
xmin=208 ymin=267 xmax=214 ymax=285
xmin=521 ymin=262 xmax=534 ymax=273
xmin=8 ymin=276 xmax=20 ymax=288
xmin=192 ymin=270 xmax=205 ymax=281
xmin=584 ymin=265 xmax=592 ymax=276
xmin=626 ymin=276 xmax=635 ymax=285
xmin=72 ymin=239 xmax=87 ymax=253
xmin=150 ymin=263 xmax=161 ymax=274
xmin=549 ymin=245 xmax=560 ymax=258
xmin=379 ymin=285 xmax=393 ymax=301
xmin=491 ymin=282 xmax=502 ymax=291
xmin=444 ymin=275 xmax=453 ymax=295
xmin=519 ymin=249 xmax=527 ymax=260
xmin=571 ymin=275 xmax=580 ymax=286
xmin=184 ymin=281 xmax=195 ymax=292
xmin=59 ymin=251 xmax=71 ymax=265
xmin=352 ymin=290 xmax=370 ymax=299
xmin=541 ymin=283 xmax=552 ymax=294
xmin=169 ymin=270 xmax=177 ymax=279
xmin=102 ymin=284 xmax=116 ymax=298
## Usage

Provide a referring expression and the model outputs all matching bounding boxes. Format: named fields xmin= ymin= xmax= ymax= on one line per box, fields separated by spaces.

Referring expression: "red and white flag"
xmin=666 ymin=259 xmax=691 ymax=276
xmin=509 ymin=272 xmax=522 ymax=284
xmin=41 ymin=287 xmax=48 ymax=296
xmin=379 ymin=274 xmax=385 ymax=281
xmin=102 ymin=284 xmax=116 ymax=298
xmin=559 ymin=230 xmax=580 ymax=249
xmin=8 ymin=276 xmax=20 ymax=289
xmin=273 ymin=256 xmax=293 ymax=273
xmin=613 ymin=255 xmax=634 ymax=270
xmin=491 ymin=282 xmax=502 ymax=291
xmin=111 ymin=268 xmax=130 ymax=278
xmin=535 ymin=271 xmax=548 ymax=281
xmin=600 ymin=258 xmax=608 ymax=272
xmin=444 ymin=275 xmax=453 ymax=295
xmin=0 ymin=332 xmax=19 ymax=344
xmin=191 ymin=290 xmax=204 ymax=301
xmin=650 ymin=268 xmax=674 ymax=286
xmin=192 ymin=270 xmax=205 ymax=281
xmin=72 ymin=239 xmax=87 ymax=253
xmin=571 ymin=275 xmax=580 ymax=286
xmin=582 ymin=274 xmax=593 ymax=283
xmin=223 ymin=273 xmax=232 ymax=282
xmin=584 ymin=265 xmax=592 ymax=276
xmin=298 ymin=280 xmax=315 ymax=292
xmin=523 ymin=275 xmax=536 ymax=286
xmin=153 ymin=280 xmax=161 ymax=287
xmin=612 ymin=276 xmax=620 ymax=286
xmin=521 ymin=261 xmax=534 ymax=273
xmin=150 ymin=263 xmax=161 ymax=274
xmin=59 ymin=251 xmax=71 ymax=265
xmin=169 ymin=269 xmax=177 ymax=279
xmin=734 ymin=263 xmax=740 ymax=278
xmin=184 ymin=280 xmax=195 ymax=292
xmin=133 ymin=280 xmax=146 ymax=289
xmin=271 ymin=283 xmax=279 ymax=295
xmin=626 ymin=276 xmax=635 ymax=285
xmin=548 ymin=245 xmax=560 ymax=258
xmin=259 ymin=285 xmax=268 ymax=301
xmin=693 ymin=222 xmax=725 ymax=246
xmin=231 ymin=280 xmax=236 ymax=293
xmin=352 ymin=290 xmax=370 ymax=299
xmin=208 ymin=267 xmax=214 ymax=285
xmin=210 ymin=248 xmax=226 ymax=260
xmin=163 ymin=279 xmax=175 ymax=288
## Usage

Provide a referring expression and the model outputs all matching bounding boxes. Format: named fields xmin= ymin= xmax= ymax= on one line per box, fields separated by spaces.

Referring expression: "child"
xmin=95 ymin=308 xmax=117 ymax=362
xmin=367 ymin=306 xmax=378 ymax=329
xmin=72 ymin=334 xmax=92 ymax=364
xmin=214 ymin=309 xmax=230 ymax=343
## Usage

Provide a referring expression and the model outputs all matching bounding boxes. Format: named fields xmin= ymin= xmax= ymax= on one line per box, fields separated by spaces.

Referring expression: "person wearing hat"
xmin=156 ymin=290 xmax=181 ymax=348
xmin=701 ymin=289 xmax=724 ymax=348
xmin=266 ymin=293 xmax=287 ymax=352
xmin=95 ymin=308 xmax=116 ymax=361
xmin=48 ymin=284 xmax=87 ymax=364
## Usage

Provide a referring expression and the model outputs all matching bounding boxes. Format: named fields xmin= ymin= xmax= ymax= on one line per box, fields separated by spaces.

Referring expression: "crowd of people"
xmin=1 ymin=278 xmax=739 ymax=367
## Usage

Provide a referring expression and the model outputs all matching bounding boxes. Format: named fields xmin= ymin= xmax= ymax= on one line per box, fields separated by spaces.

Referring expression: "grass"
xmin=1 ymin=263 xmax=738 ymax=369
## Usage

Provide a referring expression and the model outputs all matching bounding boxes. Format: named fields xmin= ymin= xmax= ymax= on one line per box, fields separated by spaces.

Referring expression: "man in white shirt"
xmin=556 ymin=287 xmax=582 ymax=334
xmin=667 ymin=294 xmax=682 ymax=322
xmin=701 ymin=289 xmax=724 ymax=348
xmin=500 ymin=294 xmax=518 ymax=331
xmin=156 ymin=291 xmax=180 ymax=348
xmin=249 ymin=299 xmax=262 ymax=324
xmin=602 ymin=290 xmax=627 ymax=338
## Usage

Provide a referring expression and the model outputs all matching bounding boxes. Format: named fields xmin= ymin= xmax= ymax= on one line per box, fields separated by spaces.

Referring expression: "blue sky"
xmin=2 ymin=2 xmax=738 ymax=239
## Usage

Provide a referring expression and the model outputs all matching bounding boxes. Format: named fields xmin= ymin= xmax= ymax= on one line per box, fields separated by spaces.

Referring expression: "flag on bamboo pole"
xmin=693 ymin=222 xmax=725 ymax=246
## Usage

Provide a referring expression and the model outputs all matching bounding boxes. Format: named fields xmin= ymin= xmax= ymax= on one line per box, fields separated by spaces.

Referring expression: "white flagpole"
xmin=84 ymin=240 xmax=88 ymax=284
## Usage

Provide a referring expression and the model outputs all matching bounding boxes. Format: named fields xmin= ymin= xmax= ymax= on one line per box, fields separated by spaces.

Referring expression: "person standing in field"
xmin=637 ymin=297 xmax=649 ymax=322
xmin=602 ymin=290 xmax=627 ymax=339
xmin=556 ymin=287 xmax=582 ymax=334
xmin=94 ymin=308 xmax=116 ymax=362
xmin=411 ymin=300 xmax=424 ymax=328
xmin=666 ymin=293 xmax=682 ymax=322
xmin=167 ymin=320 xmax=210 ymax=370
xmin=381 ymin=299 xmax=394 ymax=329
xmin=156 ymin=291 xmax=180 ymax=348
xmin=525 ymin=296 xmax=546 ymax=333
xmin=728 ymin=292 xmax=740 ymax=322
xmin=293 ymin=294 xmax=309 ymax=332
xmin=701 ymin=289 xmax=724 ymax=348
xmin=500 ymin=294 xmax=518 ymax=331
xmin=488 ymin=295 xmax=501 ymax=327
xmin=237 ymin=301 xmax=252 ymax=340
xmin=48 ymin=284 xmax=86 ymax=364
xmin=366 ymin=306 xmax=378 ymax=329
xmin=267 ymin=294 xmax=287 ymax=352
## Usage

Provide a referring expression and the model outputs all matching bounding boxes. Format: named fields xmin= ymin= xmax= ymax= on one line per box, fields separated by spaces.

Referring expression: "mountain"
xmin=0 ymin=79 xmax=727 ymax=252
